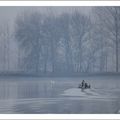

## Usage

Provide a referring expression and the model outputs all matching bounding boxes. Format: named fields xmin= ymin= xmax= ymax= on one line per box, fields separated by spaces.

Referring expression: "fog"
xmin=0 ymin=6 xmax=119 ymax=76
xmin=0 ymin=7 xmax=120 ymax=114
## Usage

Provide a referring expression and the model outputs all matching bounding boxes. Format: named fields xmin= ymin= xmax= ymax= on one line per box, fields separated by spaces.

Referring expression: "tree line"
xmin=0 ymin=7 xmax=120 ymax=75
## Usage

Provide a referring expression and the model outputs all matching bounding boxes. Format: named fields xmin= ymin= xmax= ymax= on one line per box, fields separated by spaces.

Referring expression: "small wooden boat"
xmin=78 ymin=84 xmax=91 ymax=89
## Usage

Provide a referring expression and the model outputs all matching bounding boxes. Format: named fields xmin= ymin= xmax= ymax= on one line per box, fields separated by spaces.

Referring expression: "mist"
xmin=0 ymin=6 xmax=119 ymax=76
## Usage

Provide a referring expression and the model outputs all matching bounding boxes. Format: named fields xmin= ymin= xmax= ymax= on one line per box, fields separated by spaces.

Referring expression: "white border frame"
xmin=0 ymin=1 xmax=120 ymax=119
xmin=0 ymin=1 xmax=120 ymax=6
xmin=0 ymin=114 xmax=120 ymax=119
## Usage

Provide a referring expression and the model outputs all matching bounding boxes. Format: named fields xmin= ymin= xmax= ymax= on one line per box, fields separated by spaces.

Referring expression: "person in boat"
xmin=79 ymin=80 xmax=91 ymax=89
xmin=85 ymin=83 xmax=87 ymax=88
xmin=85 ymin=82 xmax=91 ymax=88
xmin=81 ymin=80 xmax=85 ymax=88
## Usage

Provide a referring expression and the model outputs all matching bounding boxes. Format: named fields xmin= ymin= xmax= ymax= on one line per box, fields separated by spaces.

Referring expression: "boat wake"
xmin=61 ymin=88 xmax=118 ymax=100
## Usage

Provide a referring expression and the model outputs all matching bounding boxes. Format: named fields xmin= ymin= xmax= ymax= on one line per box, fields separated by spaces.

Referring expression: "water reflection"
xmin=0 ymin=80 xmax=65 ymax=100
xmin=0 ymin=79 xmax=119 ymax=113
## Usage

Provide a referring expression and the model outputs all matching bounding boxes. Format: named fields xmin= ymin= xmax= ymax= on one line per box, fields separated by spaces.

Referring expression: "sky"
xmin=0 ymin=7 xmax=92 ymax=24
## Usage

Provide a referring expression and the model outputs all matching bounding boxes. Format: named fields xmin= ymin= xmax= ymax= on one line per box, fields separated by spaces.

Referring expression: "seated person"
xmin=85 ymin=83 xmax=88 ymax=88
xmin=81 ymin=80 xmax=85 ymax=88
xmin=78 ymin=80 xmax=91 ymax=89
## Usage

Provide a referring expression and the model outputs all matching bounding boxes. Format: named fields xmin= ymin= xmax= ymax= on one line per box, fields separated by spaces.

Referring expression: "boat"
xmin=78 ymin=83 xmax=91 ymax=89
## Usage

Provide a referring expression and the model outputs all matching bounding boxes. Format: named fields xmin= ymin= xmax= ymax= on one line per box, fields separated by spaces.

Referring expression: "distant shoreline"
xmin=0 ymin=72 xmax=120 ymax=78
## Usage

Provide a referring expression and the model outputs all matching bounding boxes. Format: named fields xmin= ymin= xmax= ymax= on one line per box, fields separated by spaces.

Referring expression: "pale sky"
xmin=0 ymin=7 xmax=92 ymax=24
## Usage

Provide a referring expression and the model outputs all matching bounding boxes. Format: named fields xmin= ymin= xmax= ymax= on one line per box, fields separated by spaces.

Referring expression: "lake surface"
xmin=0 ymin=76 xmax=120 ymax=114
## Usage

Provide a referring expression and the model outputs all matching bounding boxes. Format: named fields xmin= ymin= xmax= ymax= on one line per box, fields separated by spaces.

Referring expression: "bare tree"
xmin=70 ymin=11 xmax=91 ymax=72
xmin=0 ymin=23 xmax=11 ymax=72
xmin=15 ymin=12 xmax=44 ymax=73
xmin=94 ymin=7 xmax=120 ymax=72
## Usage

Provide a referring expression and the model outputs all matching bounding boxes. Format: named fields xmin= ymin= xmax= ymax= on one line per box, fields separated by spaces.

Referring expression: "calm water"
xmin=0 ymin=76 xmax=120 ymax=114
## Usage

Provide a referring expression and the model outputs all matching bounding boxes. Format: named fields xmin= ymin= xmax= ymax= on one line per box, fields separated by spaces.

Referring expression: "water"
xmin=0 ymin=76 xmax=119 ymax=113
